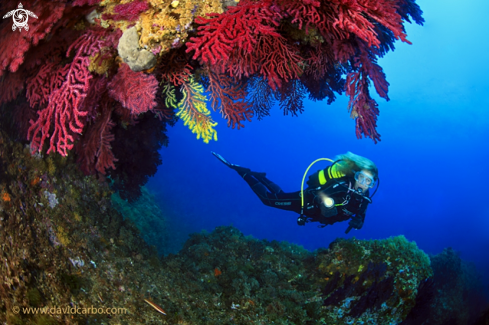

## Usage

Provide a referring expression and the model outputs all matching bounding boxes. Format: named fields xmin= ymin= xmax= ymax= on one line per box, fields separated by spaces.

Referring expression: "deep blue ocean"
xmin=148 ymin=0 xmax=489 ymax=296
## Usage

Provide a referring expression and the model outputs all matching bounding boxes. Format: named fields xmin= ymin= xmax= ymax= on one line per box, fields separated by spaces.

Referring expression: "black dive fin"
xmin=211 ymin=152 xmax=251 ymax=174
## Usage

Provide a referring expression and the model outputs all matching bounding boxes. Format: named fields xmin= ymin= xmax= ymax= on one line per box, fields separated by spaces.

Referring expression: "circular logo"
xmin=2 ymin=3 xmax=38 ymax=32
xmin=12 ymin=306 xmax=20 ymax=314
xmin=13 ymin=8 xmax=28 ymax=28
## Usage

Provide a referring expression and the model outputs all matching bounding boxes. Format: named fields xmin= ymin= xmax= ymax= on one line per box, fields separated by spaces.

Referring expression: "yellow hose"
xmin=300 ymin=158 xmax=334 ymax=211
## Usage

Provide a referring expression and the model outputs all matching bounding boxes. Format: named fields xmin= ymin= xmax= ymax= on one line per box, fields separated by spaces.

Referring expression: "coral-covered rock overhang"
xmin=0 ymin=0 xmax=424 ymax=175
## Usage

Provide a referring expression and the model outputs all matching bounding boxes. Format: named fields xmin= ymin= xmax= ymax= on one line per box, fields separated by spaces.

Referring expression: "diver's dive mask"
xmin=354 ymin=171 xmax=375 ymax=188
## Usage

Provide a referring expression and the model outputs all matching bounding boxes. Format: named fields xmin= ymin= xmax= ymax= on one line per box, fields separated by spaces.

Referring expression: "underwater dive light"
xmin=317 ymin=191 xmax=335 ymax=209
xmin=323 ymin=197 xmax=334 ymax=208
xmin=317 ymin=191 xmax=337 ymax=219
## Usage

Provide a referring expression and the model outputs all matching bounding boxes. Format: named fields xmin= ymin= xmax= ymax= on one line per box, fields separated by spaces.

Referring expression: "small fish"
xmin=144 ymin=299 xmax=166 ymax=315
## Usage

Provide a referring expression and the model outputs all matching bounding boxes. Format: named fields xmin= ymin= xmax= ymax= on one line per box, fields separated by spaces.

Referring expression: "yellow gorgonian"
xmin=176 ymin=76 xmax=217 ymax=143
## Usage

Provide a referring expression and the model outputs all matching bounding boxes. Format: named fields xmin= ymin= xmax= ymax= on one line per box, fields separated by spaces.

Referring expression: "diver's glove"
xmin=348 ymin=216 xmax=364 ymax=230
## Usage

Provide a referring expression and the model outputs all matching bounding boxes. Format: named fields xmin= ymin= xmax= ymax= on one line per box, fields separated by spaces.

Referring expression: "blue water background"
xmin=148 ymin=0 xmax=489 ymax=292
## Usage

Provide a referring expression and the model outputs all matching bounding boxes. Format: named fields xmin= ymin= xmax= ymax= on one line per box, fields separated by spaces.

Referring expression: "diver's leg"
xmin=212 ymin=152 xmax=283 ymax=192
xmin=253 ymin=187 xmax=302 ymax=212
xmin=212 ymin=152 xmax=297 ymax=210
xmin=241 ymin=171 xmax=284 ymax=195
xmin=258 ymin=176 xmax=283 ymax=194
xmin=241 ymin=173 xmax=301 ymax=212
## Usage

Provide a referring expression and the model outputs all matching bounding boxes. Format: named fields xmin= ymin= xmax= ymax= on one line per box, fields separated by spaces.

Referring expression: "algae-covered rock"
xmin=158 ymin=226 xmax=433 ymax=324
xmin=317 ymin=236 xmax=433 ymax=324
xmin=0 ymin=132 xmax=161 ymax=325
xmin=1 ymin=127 xmax=484 ymax=325
xmin=414 ymin=247 xmax=486 ymax=325
xmin=111 ymin=186 xmax=169 ymax=255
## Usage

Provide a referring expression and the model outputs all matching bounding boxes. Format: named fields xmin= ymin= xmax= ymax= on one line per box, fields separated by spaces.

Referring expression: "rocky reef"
xmin=158 ymin=227 xmax=433 ymax=324
xmin=0 ymin=129 xmax=487 ymax=324
xmin=111 ymin=186 xmax=169 ymax=255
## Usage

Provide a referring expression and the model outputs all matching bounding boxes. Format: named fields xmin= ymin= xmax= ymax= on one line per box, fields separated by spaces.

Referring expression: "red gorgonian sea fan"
xmin=108 ymin=63 xmax=158 ymax=116
xmin=27 ymin=30 xmax=105 ymax=156
xmin=186 ymin=0 xmax=424 ymax=143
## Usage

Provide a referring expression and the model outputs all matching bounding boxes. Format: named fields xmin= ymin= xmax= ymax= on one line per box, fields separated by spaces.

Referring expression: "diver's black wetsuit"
xmin=212 ymin=152 xmax=371 ymax=229
xmin=238 ymin=168 xmax=370 ymax=228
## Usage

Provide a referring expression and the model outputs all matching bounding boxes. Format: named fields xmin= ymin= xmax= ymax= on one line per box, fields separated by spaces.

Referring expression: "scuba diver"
xmin=212 ymin=151 xmax=379 ymax=234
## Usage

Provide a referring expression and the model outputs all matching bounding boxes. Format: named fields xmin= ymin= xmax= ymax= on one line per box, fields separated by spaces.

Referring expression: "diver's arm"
xmin=345 ymin=213 xmax=364 ymax=234
xmin=346 ymin=202 xmax=368 ymax=232
xmin=348 ymin=214 xmax=365 ymax=230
